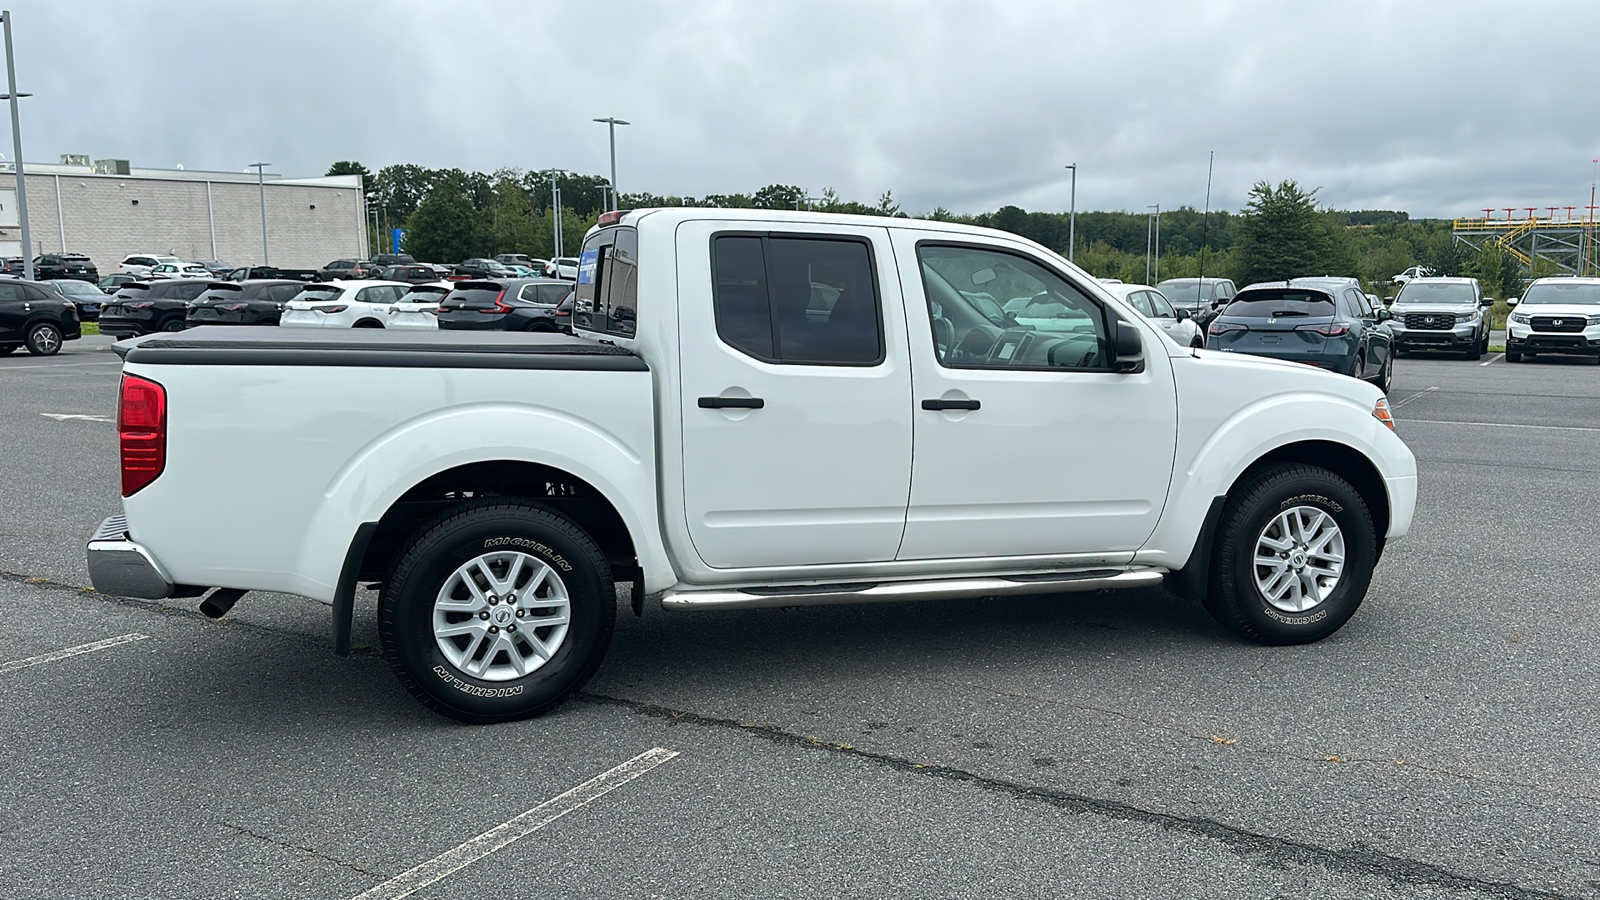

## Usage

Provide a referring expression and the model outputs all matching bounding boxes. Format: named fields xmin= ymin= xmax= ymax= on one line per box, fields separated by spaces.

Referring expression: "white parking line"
xmin=1480 ymin=353 xmax=1504 ymax=366
xmin=0 ymin=633 xmax=149 ymax=675
xmin=1397 ymin=419 xmax=1600 ymax=434
xmin=1388 ymin=386 xmax=1437 ymax=409
xmin=352 ymin=747 xmax=679 ymax=900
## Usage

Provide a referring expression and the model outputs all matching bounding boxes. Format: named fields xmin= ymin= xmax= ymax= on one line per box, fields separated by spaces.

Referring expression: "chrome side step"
xmin=659 ymin=568 xmax=1166 ymax=611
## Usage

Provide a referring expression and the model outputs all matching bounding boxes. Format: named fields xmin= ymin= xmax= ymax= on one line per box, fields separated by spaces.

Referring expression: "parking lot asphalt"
xmin=3 ymin=343 xmax=1599 ymax=898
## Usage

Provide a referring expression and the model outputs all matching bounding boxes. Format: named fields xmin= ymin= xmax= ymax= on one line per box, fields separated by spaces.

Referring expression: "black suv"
xmin=379 ymin=264 xmax=445 ymax=285
xmin=436 ymin=279 xmax=574 ymax=332
xmin=100 ymin=279 xmax=212 ymax=337
xmin=454 ymin=258 xmax=515 ymax=279
xmin=371 ymin=253 xmax=416 ymax=267
xmin=225 ymin=265 xmax=317 ymax=282
xmin=317 ymin=259 xmax=383 ymax=281
xmin=33 ymin=254 xmax=99 ymax=281
xmin=0 ymin=280 xmax=81 ymax=356
xmin=186 ymin=280 xmax=306 ymax=327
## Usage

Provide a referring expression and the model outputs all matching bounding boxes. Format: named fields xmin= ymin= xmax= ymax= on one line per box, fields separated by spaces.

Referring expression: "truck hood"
xmin=1512 ymin=304 xmax=1600 ymax=318
xmin=1391 ymin=304 xmax=1478 ymax=316
xmin=1187 ymin=345 xmax=1380 ymax=403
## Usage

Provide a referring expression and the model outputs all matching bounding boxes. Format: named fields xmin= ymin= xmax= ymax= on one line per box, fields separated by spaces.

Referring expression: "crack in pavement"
xmin=578 ymin=692 xmax=1580 ymax=900
xmin=219 ymin=823 xmax=385 ymax=880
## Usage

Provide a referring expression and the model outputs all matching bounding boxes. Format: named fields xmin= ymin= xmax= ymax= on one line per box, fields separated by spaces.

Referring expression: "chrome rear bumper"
xmin=87 ymin=515 xmax=176 ymax=599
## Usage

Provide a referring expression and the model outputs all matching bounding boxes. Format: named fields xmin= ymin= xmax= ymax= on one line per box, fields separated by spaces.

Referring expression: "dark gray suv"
xmin=1207 ymin=277 xmax=1396 ymax=391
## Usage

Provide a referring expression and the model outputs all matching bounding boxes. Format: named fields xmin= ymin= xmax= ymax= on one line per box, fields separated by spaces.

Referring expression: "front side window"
xmin=711 ymin=234 xmax=883 ymax=365
xmin=918 ymin=244 xmax=1109 ymax=369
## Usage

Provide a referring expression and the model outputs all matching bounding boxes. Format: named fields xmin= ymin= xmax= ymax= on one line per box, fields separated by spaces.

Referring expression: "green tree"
xmin=326 ymin=160 xmax=371 ymax=180
xmin=753 ymin=184 xmax=806 ymax=209
xmin=403 ymin=176 xmax=482 ymax=263
xmin=1233 ymin=180 xmax=1329 ymax=284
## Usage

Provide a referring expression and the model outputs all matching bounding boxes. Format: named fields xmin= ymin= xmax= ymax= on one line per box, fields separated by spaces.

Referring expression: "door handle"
xmin=921 ymin=398 xmax=980 ymax=411
xmin=699 ymin=396 xmax=764 ymax=409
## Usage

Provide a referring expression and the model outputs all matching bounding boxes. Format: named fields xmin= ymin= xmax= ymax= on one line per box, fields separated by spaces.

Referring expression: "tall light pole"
xmin=248 ymin=162 xmax=270 ymax=265
xmin=1064 ymin=163 xmax=1077 ymax=263
xmin=1 ymin=10 xmax=33 ymax=281
xmin=543 ymin=168 xmax=568 ymax=260
xmin=592 ymin=117 xmax=629 ymax=212
xmin=1153 ymin=203 xmax=1161 ymax=283
xmin=1145 ymin=205 xmax=1155 ymax=283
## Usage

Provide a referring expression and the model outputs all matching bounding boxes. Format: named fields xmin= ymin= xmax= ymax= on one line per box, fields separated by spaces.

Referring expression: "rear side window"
xmin=535 ymin=284 xmax=569 ymax=305
xmin=575 ymin=226 xmax=639 ymax=336
xmin=711 ymin=234 xmax=883 ymax=366
xmin=1225 ymin=290 xmax=1335 ymax=318
xmin=199 ymin=286 xmax=244 ymax=302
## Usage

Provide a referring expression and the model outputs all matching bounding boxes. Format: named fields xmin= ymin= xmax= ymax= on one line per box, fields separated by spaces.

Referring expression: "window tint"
xmin=598 ymin=228 xmax=639 ymax=336
xmin=918 ymin=244 xmax=1110 ymax=370
xmin=1126 ymin=291 xmax=1154 ymax=316
xmin=0 ymin=283 xmax=25 ymax=303
xmin=358 ymin=285 xmax=398 ymax=304
xmin=1149 ymin=292 xmax=1176 ymax=318
xmin=1224 ymin=290 xmax=1335 ymax=318
xmin=536 ymin=284 xmax=569 ymax=305
xmin=174 ymin=283 xmax=208 ymax=301
xmin=711 ymin=234 xmax=883 ymax=365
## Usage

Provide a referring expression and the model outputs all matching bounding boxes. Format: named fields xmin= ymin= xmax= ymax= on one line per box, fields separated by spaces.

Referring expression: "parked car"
xmin=379 ymin=264 xmax=445 ymax=285
xmin=33 ymin=253 xmax=99 ymax=282
xmin=1208 ymin=277 xmax=1395 ymax=390
xmin=455 ymin=258 xmax=516 ymax=280
xmin=371 ymin=253 xmax=416 ymax=267
xmin=98 ymin=274 xmax=141 ymax=294
xmin=279 ymin=280 xmax=410 ymax=329
xmin=86 ymin=208 xmax=1417 ymax=723
xmin=1103 ymin=283 xmax=1204 ymax=348
xmin=317 ymin=259 xmax=383 ymax=281
xmin=224 ymin=266 xmax=318 ymax=282
xmin=1391 ymin=265 xmax=1436 ymax=286
xmin=0 ymin=257 xmax=23 ymax=276
xmin=1505 ymin=276 xmax=1600 ymax=364
xmin=117 ymin=254 xmax=182 ymax=276
xmin=494 ymin=253 xmax=538 ymax=268
xmin=1386 ymin=277 xmax=1492 ymax=359
xmin=147 ymin=262 xmax=212 ymax=280
xmin=185 ymin=280 xmax=307 ymax=327
xmin=436 ymin=279 xmax=574 ymax=333
xmin=0 ymin=279 xmax=81 ymax=355
xmin=503 ymin=265 xmax=540 ymax=278
xmin=193 ymin=259 xmax=232 ymax=276
xmin=1156 ymin=277 xmax=1237 ymax=330
xmin=44 ymin=278 xmax=109 ymax=320
xmin=99 ymin=279 xmax=212 ymax=337
xmin=542 ymin=256 xmax=579 ymax=280
xmin=385 ymin=283 xmax=451 ymax=331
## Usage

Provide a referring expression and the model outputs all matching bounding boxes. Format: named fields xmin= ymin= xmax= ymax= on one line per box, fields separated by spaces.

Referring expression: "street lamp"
xmin=1146 ymin=203 xmax=1161 ymax=283
xmin=1 ymin=10 xmax=33 ymax=282
xmin=543 ymin=168 xmax=569 ymax=260
xmin=592 ymin=117 xmax=629 ymax=212
xmin=248 ymin=162 xmax=270 ymax=265
xmin=1064 ymin=164 xmax=1077 ymax=263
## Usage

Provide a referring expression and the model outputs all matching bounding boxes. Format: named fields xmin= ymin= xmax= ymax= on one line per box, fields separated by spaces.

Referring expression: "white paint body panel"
xmin=116 ymin=208 xmax=1417 ymax=607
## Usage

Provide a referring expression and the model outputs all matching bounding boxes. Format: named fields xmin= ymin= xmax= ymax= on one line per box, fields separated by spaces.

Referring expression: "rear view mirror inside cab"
xmin=971 ymin=267 xmax=997 ymax=286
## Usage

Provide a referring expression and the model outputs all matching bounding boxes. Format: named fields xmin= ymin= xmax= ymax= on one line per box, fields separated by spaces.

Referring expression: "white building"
xmin=0 ymin=154 xmax=367 ymax=270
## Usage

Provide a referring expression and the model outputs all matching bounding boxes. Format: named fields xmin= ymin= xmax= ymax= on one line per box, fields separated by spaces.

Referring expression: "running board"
xmin=659 ymin=568 xmax=1166 ymax=611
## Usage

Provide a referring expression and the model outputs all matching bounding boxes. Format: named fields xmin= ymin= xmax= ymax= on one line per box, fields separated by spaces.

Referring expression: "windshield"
xmin=291 ymin=287 xmax=342 ymax=302
xmin=1396 ymin=282 xmax=1477 ymax=306
xmin=1156 ymin=279 xmax=1215 ymax=305
xmin=51 ymin=281 xmax=101 ymax=296
xmin=400 ymin=286 xmax=448 ymax=303
xmin=1224 ymin=290 xmax=1335 ymax=318
xmin=1520 ymin=282 xmax=1600 ymax=306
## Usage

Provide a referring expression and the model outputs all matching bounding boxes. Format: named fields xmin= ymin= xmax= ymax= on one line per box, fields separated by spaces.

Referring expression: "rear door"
xmin=674 ymin=221 xmax=913 ymax=569
xmin=0 ymin=281 xmax=26 ymax=340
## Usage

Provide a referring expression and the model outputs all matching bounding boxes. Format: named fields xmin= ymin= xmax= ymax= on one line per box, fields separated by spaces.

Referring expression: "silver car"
xmin=1104 ymin=282 xmax=1205 ymax=348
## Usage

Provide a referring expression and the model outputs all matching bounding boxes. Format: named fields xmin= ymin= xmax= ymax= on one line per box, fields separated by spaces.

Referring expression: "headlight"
xmin=1457 ymin=311 xmax=1478 ymax=324
xmin=1587 ymin=315 xmax=1600 ymax=326
xmin=1509 ymin=312 xmax=1530 ymax=324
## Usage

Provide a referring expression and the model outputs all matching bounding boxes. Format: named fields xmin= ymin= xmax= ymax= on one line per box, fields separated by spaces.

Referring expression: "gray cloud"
xmin=19 ymin=0 xmax=1600 ymax=217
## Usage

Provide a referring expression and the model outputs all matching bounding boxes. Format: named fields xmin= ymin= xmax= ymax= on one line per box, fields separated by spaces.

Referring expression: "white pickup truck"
xmin=89 ymin=209 xmax=1417 ymax=722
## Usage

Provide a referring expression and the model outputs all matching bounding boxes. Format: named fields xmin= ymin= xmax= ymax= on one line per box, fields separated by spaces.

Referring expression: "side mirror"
xmin=1480 ymin=297 xmax=1494 ymax=307
xmin=1113 ymin=320 xmax=1144 ymax=373
xmin=1376 ymin=308 xmax=1393 ymax=321
xmin=1173 ymin=307 xmax=1190 ymax=321
xmin=1506 ymin=296 xmax=1519 ymax=307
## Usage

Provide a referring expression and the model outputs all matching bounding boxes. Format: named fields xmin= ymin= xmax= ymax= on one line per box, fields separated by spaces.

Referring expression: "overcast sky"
xmin=20 ymin=0 xmax=1600 ymax=218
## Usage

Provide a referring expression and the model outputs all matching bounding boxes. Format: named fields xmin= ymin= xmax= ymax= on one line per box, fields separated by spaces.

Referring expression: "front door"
xmin=677 ymin=221 xmax=912 ymax=569
xmin=893 ymin=233 xmax=1178 ymax=562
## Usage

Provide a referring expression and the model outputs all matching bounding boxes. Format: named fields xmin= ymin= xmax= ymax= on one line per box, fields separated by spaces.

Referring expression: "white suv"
xmin=1505 ymin=277 xmax=1600 ymax=364
xmin=279 ymin=280 xmax=411 ymax=329
xmin=118 ymin=254 xmax=182 ymax=276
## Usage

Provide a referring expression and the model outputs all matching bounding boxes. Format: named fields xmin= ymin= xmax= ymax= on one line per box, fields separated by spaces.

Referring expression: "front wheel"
xmin=1204 ymin=464 xmax=1376 ymax=645
xmin=1506 ymin=350 xmax=1522 ymax=363
xmin=379 ymin=500 xmax=616 ymax=723
xmin=26 ymin=322 xmax=62 ymax=356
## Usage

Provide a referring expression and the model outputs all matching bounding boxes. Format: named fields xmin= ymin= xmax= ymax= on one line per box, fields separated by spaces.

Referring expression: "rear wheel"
xmin=158 ymin=317 xmax=186 ymax=333
xmin=1204 ymin=464 xmax=1376 ymax=645
xmin=1368 ymin=352 xmax=1392 ymax=393
xmin=379 ymin=500 xmax=616 ymax=723
xmin=25 ymin=322 xmax=62 ymax=356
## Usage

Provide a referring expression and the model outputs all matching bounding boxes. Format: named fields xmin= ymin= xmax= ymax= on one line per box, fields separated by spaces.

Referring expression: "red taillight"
xmin=598 ymin=210 xmax=627 ymax=227
xmin=119 ymin=374 xmax=166 ymax=496
xmin=1209 ymin=321 xmax=1246 ymax=335
xmin=312 ymin=305 xmax=348 ymax=314
xmin=479 ymin=289 xmax=511 ymax=314
xmin=1295 ymin=323 xmax=1350 ymax=337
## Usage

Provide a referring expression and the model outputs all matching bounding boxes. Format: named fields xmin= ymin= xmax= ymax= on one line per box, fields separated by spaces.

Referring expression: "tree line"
xmin=329 ymin=161 xmax=1520 ymax=299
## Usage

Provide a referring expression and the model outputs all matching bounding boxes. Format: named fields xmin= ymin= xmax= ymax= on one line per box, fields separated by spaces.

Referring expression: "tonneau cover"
xmin=116 ymin=326 xmax=647 ymax=371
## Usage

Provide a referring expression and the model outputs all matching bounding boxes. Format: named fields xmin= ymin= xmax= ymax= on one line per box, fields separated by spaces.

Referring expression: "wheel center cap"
xmin=491 ymin=606 xmax=515 ymax=626
xmin=1290 ymin=550 xmax=1308 ymax=569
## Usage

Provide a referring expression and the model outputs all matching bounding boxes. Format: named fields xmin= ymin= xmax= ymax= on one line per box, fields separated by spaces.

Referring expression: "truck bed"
xmin=115 ymin=327 xmax=647 ymax=371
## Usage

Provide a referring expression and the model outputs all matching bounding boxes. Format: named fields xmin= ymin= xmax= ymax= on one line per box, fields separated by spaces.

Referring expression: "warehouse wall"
xmin=12 ymin=172 xmax=364 ymax=271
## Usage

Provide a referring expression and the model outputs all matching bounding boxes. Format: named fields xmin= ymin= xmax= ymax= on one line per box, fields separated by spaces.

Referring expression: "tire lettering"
xmin=433 ymin=665 xmax=525 ymax=698
xmin=1281 ymin=494 xmax=1341 ymax=513
xmin=482 ymin=536 xmax=573 ymax=571
xmin=1262 ymin=607 xmax=1328 ymax=625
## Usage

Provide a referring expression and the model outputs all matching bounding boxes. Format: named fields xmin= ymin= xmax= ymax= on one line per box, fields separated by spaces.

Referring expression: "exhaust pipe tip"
xmin=199 ymin=587 xmax=247 ymax=619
